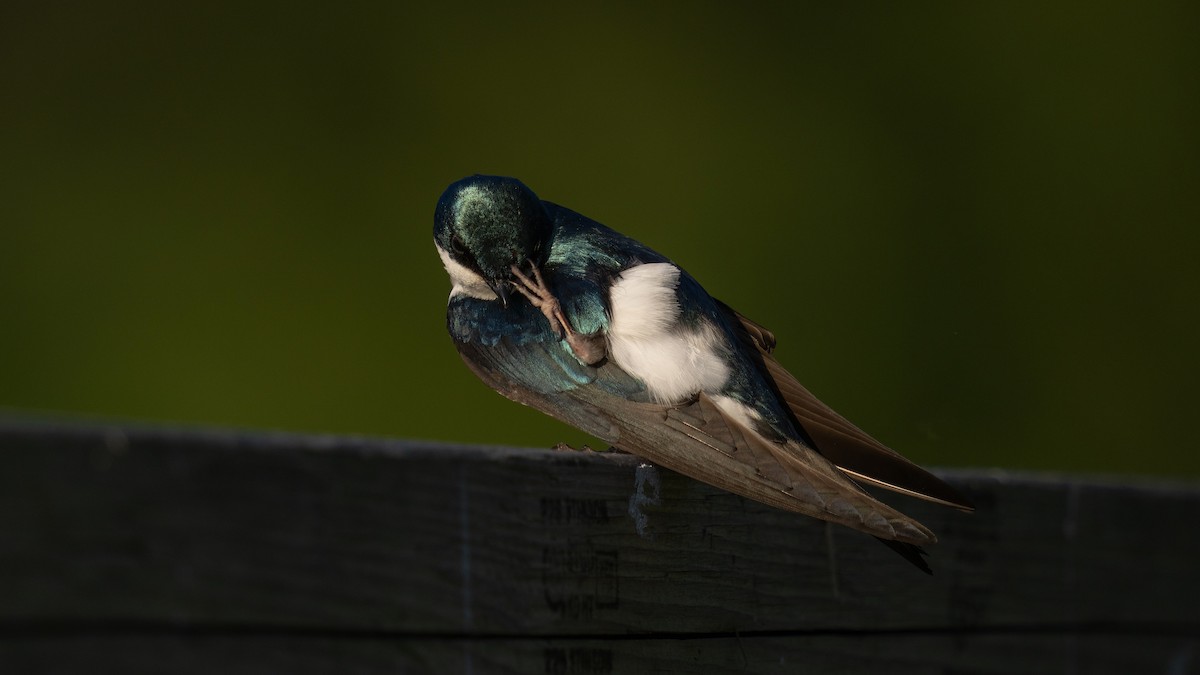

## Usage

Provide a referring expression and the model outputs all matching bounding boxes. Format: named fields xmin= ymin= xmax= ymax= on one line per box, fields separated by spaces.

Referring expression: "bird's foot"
xmin=511 ymin=261 xmax=608 ymax=365
xmin=551 ymin=443 xmax=628 ymax=454
xmin=552 ymin=442 xmax=595 ymax=452
xmin=510 ymin=262 xmax=566 ymax=335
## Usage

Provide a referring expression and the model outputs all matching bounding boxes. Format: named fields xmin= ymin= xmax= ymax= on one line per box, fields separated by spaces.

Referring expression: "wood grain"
xmin=1 ymin=419 xmax=1197 ymax=673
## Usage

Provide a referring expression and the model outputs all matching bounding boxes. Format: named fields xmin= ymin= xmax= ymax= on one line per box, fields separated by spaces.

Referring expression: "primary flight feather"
xmin=434 ymin=175 xmax=972 ymax=572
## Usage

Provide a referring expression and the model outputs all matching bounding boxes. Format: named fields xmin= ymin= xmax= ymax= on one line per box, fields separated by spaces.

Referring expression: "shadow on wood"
xmin=1 ymin=418 xmax=1197 ymax=673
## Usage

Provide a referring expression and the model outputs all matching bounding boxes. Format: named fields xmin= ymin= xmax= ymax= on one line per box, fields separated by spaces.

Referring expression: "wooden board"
xmin=1 ymin=419 xmax=1197 ymax=673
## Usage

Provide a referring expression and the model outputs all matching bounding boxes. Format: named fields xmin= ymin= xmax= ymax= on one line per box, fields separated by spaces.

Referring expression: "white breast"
xmin=607 ymin=263 xmax=730 ymax=403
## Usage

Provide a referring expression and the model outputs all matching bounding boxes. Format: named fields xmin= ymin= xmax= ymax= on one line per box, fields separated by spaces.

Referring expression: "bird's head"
xmin=434 ymin=175 xmax=552 ymax=305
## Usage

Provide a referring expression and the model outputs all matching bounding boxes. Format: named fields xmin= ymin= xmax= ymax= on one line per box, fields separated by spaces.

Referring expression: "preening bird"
xmin=434 ymin=175 xmax=972 ymax=572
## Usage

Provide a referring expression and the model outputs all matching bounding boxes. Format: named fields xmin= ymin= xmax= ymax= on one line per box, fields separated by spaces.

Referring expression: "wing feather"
xmin=715 ymin=300 xmax=974 ymax=512
xmin=571 ymin=387 xmax=937 ymax=545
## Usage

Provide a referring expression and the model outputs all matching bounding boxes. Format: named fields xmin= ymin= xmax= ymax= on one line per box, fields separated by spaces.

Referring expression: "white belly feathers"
xmin=607 ymin=263 xmax=730 ymax=403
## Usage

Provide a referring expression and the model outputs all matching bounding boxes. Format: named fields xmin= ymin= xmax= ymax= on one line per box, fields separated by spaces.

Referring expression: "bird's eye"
xmin=450 ymin=233 xmax=467 ymax=255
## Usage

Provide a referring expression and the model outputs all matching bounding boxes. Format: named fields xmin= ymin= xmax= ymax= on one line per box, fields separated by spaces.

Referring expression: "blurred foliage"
xmin=1 ymin=2 xmax=1197 ymax=476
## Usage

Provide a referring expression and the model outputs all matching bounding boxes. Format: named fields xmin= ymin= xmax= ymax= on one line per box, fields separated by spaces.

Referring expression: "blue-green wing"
xmin=448 ymin=295 xmax=650 ymax=442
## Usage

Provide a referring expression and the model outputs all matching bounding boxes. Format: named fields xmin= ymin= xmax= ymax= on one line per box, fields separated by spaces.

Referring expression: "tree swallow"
xmin=434 ymin=175 xmax=973 ymax=572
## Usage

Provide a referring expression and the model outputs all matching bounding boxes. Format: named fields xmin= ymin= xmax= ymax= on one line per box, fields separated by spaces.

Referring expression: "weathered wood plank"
xmin=0 ymin=632 xmax=1195 ymax=674
xmin=1 ymin=419 xmax=1197 ymax=673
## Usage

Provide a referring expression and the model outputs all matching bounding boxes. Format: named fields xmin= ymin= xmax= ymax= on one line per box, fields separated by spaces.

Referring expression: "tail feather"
xmin=875 ymin=537 xmax=932 ymax=575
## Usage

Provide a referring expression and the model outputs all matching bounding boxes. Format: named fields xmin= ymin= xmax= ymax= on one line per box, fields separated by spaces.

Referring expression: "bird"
xmin=433 ymin=174 xmax=973 ymax=573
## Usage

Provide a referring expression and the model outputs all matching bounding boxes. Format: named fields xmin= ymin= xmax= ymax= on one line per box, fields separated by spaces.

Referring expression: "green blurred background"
xmin=1 ymin=3 xmax=1196 ymax=476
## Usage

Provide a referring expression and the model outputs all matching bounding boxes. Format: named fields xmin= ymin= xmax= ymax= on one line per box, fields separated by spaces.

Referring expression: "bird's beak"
xmin=491 ymin=281 xmax=511 ymax=308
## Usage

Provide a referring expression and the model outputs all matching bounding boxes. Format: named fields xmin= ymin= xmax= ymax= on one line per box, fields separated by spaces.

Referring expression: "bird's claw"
xmin=552 ymin=442 xmax=595 ymax=452
xmin=510 ymin=260 xmax=608 ymax=365
xmin=511 ymin=261 xmax=567 ymax=338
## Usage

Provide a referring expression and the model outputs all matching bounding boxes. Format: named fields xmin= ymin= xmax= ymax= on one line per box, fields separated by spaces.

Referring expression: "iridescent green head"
xmin=434 ymin=175 xmax=552 ymax=303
